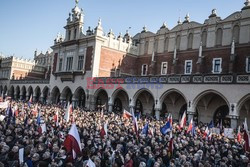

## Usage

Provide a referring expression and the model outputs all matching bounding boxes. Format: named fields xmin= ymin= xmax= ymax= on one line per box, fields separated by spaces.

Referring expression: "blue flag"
xmin=37 ymin=112 xmax=41 ymax=125
xmin=142 ymin=123 xmax=149 ymax=136
xmin=208 ymin=120 xmax=214 ymax=129
xmin=160 ymin=121 xmax=172 ymax=135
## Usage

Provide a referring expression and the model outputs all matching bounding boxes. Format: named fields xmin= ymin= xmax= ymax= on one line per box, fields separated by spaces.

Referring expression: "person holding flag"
xmin=132 ymin=109 xmax=139 ymax=137
xmin=160 ymin=120 xmax=172 ymax=135
xmin=64 ymin=123 xmax=82 ymax=161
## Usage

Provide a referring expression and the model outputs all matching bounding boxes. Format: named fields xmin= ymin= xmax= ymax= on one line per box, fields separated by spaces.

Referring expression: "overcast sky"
xmin=0 ymin=0 xmax=244 ymax=59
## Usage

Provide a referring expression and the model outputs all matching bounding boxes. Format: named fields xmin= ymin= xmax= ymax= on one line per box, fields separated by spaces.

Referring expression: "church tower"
xmin=64 ymin=0 xmax=84 ymax=41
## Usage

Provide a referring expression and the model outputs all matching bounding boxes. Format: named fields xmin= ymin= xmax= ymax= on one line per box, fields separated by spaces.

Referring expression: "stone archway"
xmin=133 ymin=89 xmax=155 ymax=116
xmin=237 ymin=94 xmax=250 ymax=127
xmin=193 ymin=90 xmax=230 ymax=126
xmin=159 ymin=89 xmax=187 ymax=120
xmin=111 ymin=89 xmax=129 ymax=113
xmin=16 ymin=86 xmax=20 ymax=100
xmin=73 ymin=87 xmax=86 ymax=108
xmin=42 ymin=86 xmax=49 ymax=104
xmin=27 ymin=86 xmax=33 ymax=100
xmin=9 ymin=86 xmax=14 ymax=100
xmin=61 ymin=87 xmax=73 ymax=104
xmin=51 ymin=87 xmax=60 ymax=104
xmin=21 ymin=86 xmax=27 ymax=101
xmin=34 ymin=86 xmax=41 ymax=102
xmin=94 ymin=88 xmax=108 ymax=111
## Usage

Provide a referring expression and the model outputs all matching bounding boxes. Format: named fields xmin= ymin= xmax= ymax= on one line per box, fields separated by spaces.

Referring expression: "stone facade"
xmin=2 ymin=0 xmax=250 ymax=129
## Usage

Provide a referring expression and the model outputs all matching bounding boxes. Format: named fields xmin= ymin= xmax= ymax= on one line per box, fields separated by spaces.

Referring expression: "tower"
xmin=64 ymin=0 xmax=84 ymax=41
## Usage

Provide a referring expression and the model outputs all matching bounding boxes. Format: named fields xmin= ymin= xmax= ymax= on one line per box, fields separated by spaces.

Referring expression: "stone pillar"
xmin=26 ymin=93 xmax=30 ymax=101
xmin=20 ymin=95 xmax=23 ymax=101
xmin=33 ymin=96 xmax=37 ymax=102
xmin=155 ymin=109 xmax=160 ymax=120
xmin=229 ymin=115 xmax=239 ymax=129
xmin=14 ymin=94 xmax=17 ymax=100
xmin=187 ymin=100 xmax=194 ymax=122
xmin=108 ymin=103 xmax=113 ymax=112
xmin=39 ymin=95 xmax=44 ymax=103
xmin=187 ymin=111 xmax=195 ymax=123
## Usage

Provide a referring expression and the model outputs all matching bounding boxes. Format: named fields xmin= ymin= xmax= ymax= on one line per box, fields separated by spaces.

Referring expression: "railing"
xmin=10 ymin=79 xmax=50 ymax=84
xmin=92 ymin=74 xmax=250 ymax=84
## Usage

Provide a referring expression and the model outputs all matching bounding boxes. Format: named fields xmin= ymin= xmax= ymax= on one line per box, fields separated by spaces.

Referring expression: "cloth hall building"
xmin=1 ymin=0 xmax=250 ymax=129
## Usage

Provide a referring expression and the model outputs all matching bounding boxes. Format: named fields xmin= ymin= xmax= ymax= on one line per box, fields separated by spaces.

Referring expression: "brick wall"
xmin=99 ymin=47 xmax=137 ymax=77
xmin=85 ymin=46 xmax=93 ymax=71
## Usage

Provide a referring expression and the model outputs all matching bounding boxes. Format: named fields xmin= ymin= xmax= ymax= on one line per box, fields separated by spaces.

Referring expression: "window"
xmin=77 ymin=56 xmax=84 ymax=70
xmin=141 ymin=64 xmax=148 ymax=76
xmin=74 ymin=29 xmax=77 ymax=39
xmin=66 ymin=57 xmax=73 ymax=71
xmin=59 ymin=59 xmax=63 ymax=71
xmin=201 ymin=30 xmax=207 ymax=47
xmin=232 ymin=25 xmax=240 ymax=44
xmin=176 ymin=35 xmax=181 ymax=50
xmin=144 ymin=41 xmax=149 ymax=55
xmin=246 ymin=57 xmax=250 ymax=73
xmin=212 ymin=58 xmax=222 ymax=73
xmin=216 ymin=28 xmax=223 ymax=46
xmin=187 ymin=33 xmax=193 ymax=49
xmin=115 ymin=69 xmax=121 ymax=77
xmin=161 ymin=62 xmax=168 ymax=75
xmin=185 ymin=60 xmax=192 ymax=74
xmin=68 ymin=30 xmax=71 ymax=40
xmin=164 ymin=38 xmax=169 ymax=52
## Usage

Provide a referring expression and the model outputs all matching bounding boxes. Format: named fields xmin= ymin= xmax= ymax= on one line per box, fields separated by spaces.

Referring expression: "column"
xmin=14 ymin=94 xmax=17 ymax=100
xmin=39 ymin=95 xmax=44 ymax=103
xmin=108 ymin=103 xmax=113 ymax=112
xmin=26 ymin=93 xmax=30 ymax=101
xmin=155 ymin=108 xmax=160 ymax=120
xmin=187 ymin=100 xmax=195 ymax=122
xmin=229 ymin=116 xmax=238 ymax=129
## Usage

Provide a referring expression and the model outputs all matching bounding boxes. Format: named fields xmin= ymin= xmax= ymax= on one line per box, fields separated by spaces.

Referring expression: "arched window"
xmin=154 ymin=39 xmax=158 ymax=53
xmin=144 ymin=41 xmax=149 ymax=55
xmin=216 ymin=28 xmax=223 ymax=46
xmin=176 ymin=35 xmax=181 ymax=50
xmin=201 ymin=30 xmax=207 ymax=47
xmin=187 ymin=33 xmax=193 ymax=49
xmin=232 ymin=25 xmax=240 ymax=44
xmin=164 ymin=38 xmax=169 ymax=52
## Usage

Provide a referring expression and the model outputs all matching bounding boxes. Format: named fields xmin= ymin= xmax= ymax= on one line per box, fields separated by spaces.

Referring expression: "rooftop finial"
xmin=75 ymin=0 xmax=79 ymax=6
xmin=98 ymin=18 xmax=102 ymax=27
xmin=161 ymin=21 xmax=167 ymax=29
xmin=184 ymin=13 xmax=190 ymax=23
xmin=142 ymin=25 xmax=147 ymax=33
xmin=177 ymin=17 xmax=182 ymax=25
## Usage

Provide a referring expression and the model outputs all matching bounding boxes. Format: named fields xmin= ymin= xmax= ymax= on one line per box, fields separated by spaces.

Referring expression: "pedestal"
xmin=108 ymin=104 xmax=113 ymax=112
xmin=229 ymin=115 xmax=238 ymax=129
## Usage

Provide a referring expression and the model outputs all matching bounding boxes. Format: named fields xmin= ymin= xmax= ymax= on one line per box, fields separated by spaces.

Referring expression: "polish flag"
xmin=243 ymin=118 xmax=250 ymax=151
xmin=187 ymin=118 xmax=193 ymax=133
xmin=33 ymin=103 xmax=38 ymax=116
xmin=64 ymin=124 xmax=82 ymax=160
xmin=179 ymin=111 xmax=186 ymax=128
xmin=123 ymin=109 xmax=132 ymax=119
xmin=132 ymin=110 xmax=139 ymax=137
xmin=29 ymin=94 xmax=33 ymax=103
xmin=237 ymin=126 xmax=241 ymax=143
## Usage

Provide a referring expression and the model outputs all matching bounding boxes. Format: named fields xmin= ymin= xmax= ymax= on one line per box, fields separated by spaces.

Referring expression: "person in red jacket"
xmin=124 ymin=153 xmax=133 ymax=167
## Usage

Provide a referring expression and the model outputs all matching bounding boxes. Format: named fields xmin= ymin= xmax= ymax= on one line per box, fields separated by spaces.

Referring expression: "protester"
xmin=0 ymin=100 xmax=249 ymax=167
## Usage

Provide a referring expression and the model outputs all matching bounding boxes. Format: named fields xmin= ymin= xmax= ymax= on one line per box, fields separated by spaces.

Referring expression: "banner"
xmin=0 ymin=101 xmax=8 ymax=109
xmin=224 ymin=128 xmax=234 ymax=139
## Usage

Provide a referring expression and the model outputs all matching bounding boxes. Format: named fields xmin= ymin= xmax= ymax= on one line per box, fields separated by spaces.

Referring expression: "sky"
xmin=0 ymin=0 xmax=244 ymax=59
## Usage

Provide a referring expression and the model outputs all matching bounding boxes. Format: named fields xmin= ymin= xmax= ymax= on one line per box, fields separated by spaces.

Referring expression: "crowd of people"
xmin=0 ymin=100 xmax=249 ymax=167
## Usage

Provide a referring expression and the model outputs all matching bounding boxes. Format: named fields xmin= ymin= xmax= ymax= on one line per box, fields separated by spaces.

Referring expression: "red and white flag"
xmin=237 ymin=125 xmax=241 ymax=143
xmin=179 ymin=111 xmax=186 ymax=128
xmin=168 ymin=131 xmax=174 ymax=155
xmin=123 ymin=109 xmax=132 ymax=119
xmin=187 ymin=118 xmax=193 ymax=133
xmin=203 ymin=126 xmax=209 ymax=138
xmin=243 ymin=118 xmax=250 ymax=151
xmin=132 ymin=110 xmax=139 ymax=137
xmin=64 ymin=124 xmax=82 ymax=159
